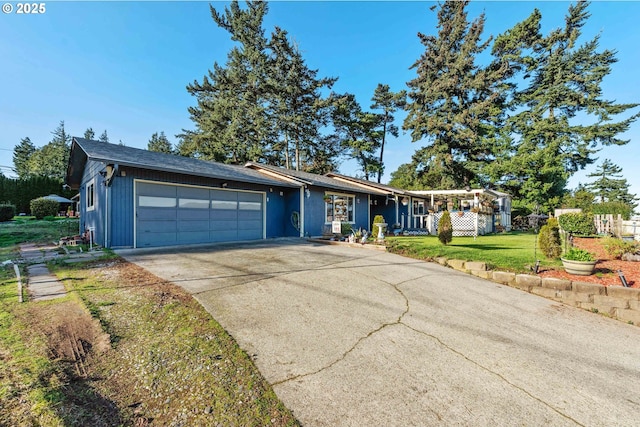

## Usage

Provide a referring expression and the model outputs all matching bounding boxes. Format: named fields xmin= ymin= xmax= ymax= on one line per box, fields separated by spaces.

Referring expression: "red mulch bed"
xmin=539 ymin=237 xmax=639 ymax=288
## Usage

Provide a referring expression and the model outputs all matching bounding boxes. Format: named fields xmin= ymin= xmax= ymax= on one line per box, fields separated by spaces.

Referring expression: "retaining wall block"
xmin=516 ymin=274 xmax=542 ymax=288
xmin=560 ymin=291 xmax=593 ymax=305
xmin=606 ymin=286 xmax=640 ymax=300
xmin=465 ymin=261 xmax=486 ymax=271
xmin=630 ymin=300 xmax=640 ymax=311
xmin=493 ymin=271 xmax=516 ymax=285
xmin=531 ymin=287 xmax=562 ymax=300
xmin=572 ymin=282 xmax=606 ymax=296
xmin=617 ymin=309 xmax=640 ymax=325
xmin=541 ymin=278 xmax=572 ymax=291
xmin=593 ymin=295 xmax=630 ymax=310
xmin=434 ymin=257 xmax=448 ymax=266
xmin=471 ymin=270 xmax=492 ymax=280
xmin=447 ymin=259 xmax=466 ymax=271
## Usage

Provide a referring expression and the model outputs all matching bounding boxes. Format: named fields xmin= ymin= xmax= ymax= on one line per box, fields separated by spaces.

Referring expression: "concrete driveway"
xmin=118 ymin=240 xmax=640 ymax=426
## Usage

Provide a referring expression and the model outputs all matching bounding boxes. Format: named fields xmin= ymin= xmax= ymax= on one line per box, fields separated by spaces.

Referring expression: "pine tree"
xmin=147 ymin=132 xmax=174 ymax=154
xmin=370 ymin=84 xmax=406 ymax=183
xmin=84 ymin=128 xmax=95 ymax=140
xmin=13 ymin=137 xmax=35 ymax=179
xmin=331 ymin=93 xmax=383 ymax=180
xmin=27 ymin=121 xmax=71 ymax=180
xmin=268 ymin=27 xmax=337 ymax=171
xmin=99 ymin=130 xmax=109 ymax=143
xmin=404 ymin=0 xmax=508 ymax=189
xmin=491 ymin=1 xmax=639 ymax=211
xmin=185 ymin=0 xmax=272 ymax=164
xmin=585 ymin=159 xmax=638 ymax=210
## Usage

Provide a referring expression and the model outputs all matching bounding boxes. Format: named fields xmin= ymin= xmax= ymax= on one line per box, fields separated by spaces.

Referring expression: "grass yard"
xmin=0 ymin=219 xmax=300 ymax=426
xmin=387 ymin=232 xmax=563 ymax=273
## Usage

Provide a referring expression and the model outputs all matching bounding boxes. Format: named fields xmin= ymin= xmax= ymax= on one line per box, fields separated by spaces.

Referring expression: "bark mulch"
xmin=539 ymin=237 xmax=639 ymax=288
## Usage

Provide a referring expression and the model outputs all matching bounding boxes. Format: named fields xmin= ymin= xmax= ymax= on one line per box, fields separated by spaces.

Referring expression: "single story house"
xmin=65 ymin=138 xmax=511 ymax=248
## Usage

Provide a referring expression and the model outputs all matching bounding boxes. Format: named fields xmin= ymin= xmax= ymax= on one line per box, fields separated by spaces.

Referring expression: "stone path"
xmin=18 ymin=243 xmax=103 ymax=302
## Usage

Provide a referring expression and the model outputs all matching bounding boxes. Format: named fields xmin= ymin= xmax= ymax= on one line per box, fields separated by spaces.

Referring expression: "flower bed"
xmin=539 ymin=237 xmax=638 ymax=288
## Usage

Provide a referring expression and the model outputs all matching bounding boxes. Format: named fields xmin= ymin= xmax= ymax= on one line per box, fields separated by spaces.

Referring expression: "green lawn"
xmin=0 ymin=218 xmax=79 ymax=248
xmin=387 ymin=232 xmax=563 ymax=273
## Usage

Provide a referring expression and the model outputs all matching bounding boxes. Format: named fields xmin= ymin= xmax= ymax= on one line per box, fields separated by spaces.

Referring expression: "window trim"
xmin=324 ymin=192 xmax=355 ymax=224
xmin=86 ymin=179 xmax=95 ymax=212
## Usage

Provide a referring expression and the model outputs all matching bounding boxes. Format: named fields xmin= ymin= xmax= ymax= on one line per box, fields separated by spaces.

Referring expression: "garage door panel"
xmin=138 ymin=207 xmax=177 ymax=221
xmin=138 ymin=220 xmax=178 ymax=233
xmin=238 ymin=192 xmax=262 ymax=202
xmin=138 ymin=182 xmax=177 ymax=197
xmin=238 ymin=228 xmax=262 ymax=240
xmin=238 ymin=210 xmax=262 ymax=221
xmin=178 ymin=220 xmax=210 ymax=232
xmin=211 ymin=230 xmax=239 ymax=242
xmin=178 ymin=186 xmax=209 ymax=199
xmin=211 ymin=190 xmax=238 ymax=201
xmin=178 ymin=209 xmax=210 ymax=220
xmin=211 ymin=210 xmax=238 ymax=221
xmin=211 ymin=220 xmax=238 ymax=231
xmin=177 ymin=231 xmax=210 ymax=244
xmin=138 ymin=232 xmax=178 ymax=247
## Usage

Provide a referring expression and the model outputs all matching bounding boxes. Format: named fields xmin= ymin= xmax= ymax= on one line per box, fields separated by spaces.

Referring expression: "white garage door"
xmin=135 ymin=181 xmax=264 ymax=248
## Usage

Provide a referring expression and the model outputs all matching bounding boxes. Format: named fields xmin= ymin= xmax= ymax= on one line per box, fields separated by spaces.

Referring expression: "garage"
xmin=135 ymin=181 xmax=264 ymax=248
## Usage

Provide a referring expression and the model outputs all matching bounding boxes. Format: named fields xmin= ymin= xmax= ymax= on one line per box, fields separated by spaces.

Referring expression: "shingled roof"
xmin=66 ymin=138 xmax=300 ymax=189
xmin=244 ymin=162 xmax=389 ymax=195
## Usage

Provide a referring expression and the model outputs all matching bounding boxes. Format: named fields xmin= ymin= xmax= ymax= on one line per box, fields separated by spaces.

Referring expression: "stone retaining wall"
xmin=446 ymin=259 xmax=640 ymax=325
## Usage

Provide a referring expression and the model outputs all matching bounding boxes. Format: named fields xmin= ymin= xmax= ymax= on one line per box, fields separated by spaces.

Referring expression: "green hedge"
xmin=30 ymin=198 xmax=60 ymax=220
xmin=538 ymin=218 xmax=561 ymax=259
xmin=438 ymin=211 xmax=453 ymax=245
xmin=0 ymin=204 xmax=16 ymax=222
xmin=558 ymin=212 xmax=595 ymax=236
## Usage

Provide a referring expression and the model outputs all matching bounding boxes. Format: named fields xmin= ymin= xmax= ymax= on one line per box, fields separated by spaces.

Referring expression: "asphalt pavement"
xmin=118 ymin=240 xmax=640 ymax=426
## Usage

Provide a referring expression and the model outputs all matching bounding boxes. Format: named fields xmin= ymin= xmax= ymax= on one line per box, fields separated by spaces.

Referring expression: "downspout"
xmin=395 ymin=195 xmax=399 ymax=227
xmin=104 ymin=184 xmax=109 ymax=248
xmin=299 ymin=186 xmax=305 ymax=237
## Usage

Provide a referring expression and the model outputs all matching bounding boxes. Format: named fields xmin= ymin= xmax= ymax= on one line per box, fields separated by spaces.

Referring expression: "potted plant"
xmin=561 ymin=248 xmax=597 ymax=276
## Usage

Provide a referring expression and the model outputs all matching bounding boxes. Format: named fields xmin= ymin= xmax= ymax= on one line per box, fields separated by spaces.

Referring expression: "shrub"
xmin=0 ymin=203 xmax=16 ymax=222
xmin=562 ymin=248 xmax=595 ymax=262
xmin=438 ymin=211 xmax=453 ymax=245
xmin=371 ymin=215 xmax=385 ymax=239
xmin=591 ymin=201 xmax=633 ymax=220
xmin=30 ymin=198 xmax=59 ymax=220
xmin=341 ymin=222 xmax=353 ymax=235
xmin=558 ymin=212 xmax=595 ymax=236
xmin=538 ymin=219 xmax=562 ymax=259
xmin=602 ymin=237 xmax=638 ymax=259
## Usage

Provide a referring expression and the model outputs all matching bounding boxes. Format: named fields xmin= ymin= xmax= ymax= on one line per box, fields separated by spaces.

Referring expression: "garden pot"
xmin=561 ymin=258 xmax=596 ymax=276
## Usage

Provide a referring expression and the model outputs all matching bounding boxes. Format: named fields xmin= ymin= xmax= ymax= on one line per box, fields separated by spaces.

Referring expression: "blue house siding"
xmin=96 ymin=166 xmax=294 ymax=248
xmin=80 ymin=160 xmax=106 ymax=246
xmin=304 ymin=188 xmax=370 ymax=236
xmin=284 ymin=189 xmax=302 ymax=237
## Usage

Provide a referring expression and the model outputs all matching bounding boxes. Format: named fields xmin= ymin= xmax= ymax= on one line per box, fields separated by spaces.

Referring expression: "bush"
xmin=562 ymin=248 xmax=595 ymax=262
xmin=0 ymin=203 xmax=16 ymax=222
xmin=538 ymin=218 xmax=562 ymax=259
xmin=558 ymin=212 xmax=595 ymax=236
xmin=591 ymin=201 xmax=633 ymax=220
xmin=371 ymin=215 xmax=385 ymax=239
xmin=602 ymin=237 xmax=638 ymax=259
xmin=438 ymin=211 xmax=453 ymax=245
xmin=30 ymin=198 xmax=59 ymax=220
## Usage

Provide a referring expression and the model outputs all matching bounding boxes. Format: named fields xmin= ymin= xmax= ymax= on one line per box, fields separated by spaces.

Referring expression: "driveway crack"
xmin=399 ymin=323 xmax=585 ymax=427
xmin=272 ymin=274 xmax=415 ymax=387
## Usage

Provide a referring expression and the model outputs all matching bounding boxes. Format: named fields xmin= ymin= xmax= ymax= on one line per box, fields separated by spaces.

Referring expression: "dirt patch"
xmin=539 ymin=237 xmax=639 ymax=288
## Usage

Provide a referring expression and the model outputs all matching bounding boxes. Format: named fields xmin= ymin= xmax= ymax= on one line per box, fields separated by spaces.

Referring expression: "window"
xmin=413 ymin=200 xmax=425 ymax=215
xmin=139 ymin=196 xmax=176 ymax=208
xmin=179 ymin=198 xmax=209 ymax=209
xmin=86 ymin=181 xmax=95 ymax=211
xmin=325 ymin=194 xmax=354 ymax=223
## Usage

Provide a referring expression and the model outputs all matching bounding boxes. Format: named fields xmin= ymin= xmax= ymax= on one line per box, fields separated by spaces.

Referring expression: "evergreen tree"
xmin=84 ymin=128 xmax=95 ymax=140
xmin=490 ymin=1 xmax=639 ymax=211
xmin=99 ymin=130 xmax=109 ymax=143
xmin=13 ymin=137 xmax=35 ymax=179
xmin=404 ymin=0 xmax=508 ymax=189
xmin=585 ymin=159 xmax=638 ymax=210
xmin=185 ymin=0 xmax=272 ymax=164
xmin=370 ymin=84 xmax=406 ymax=183
xmin=27 ymin=121 xmax=71 ymax=180
xmin=331 ymin=93 xmax=383 ymax=180
xmin=147 ymin=131 xmax=174 ymax=154
xmin=268 ymin=27 xmax=337 ymax=171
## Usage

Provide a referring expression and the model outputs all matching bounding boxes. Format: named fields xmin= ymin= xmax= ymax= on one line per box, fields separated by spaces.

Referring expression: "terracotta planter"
xmin=561 ymin=258 xmax=596 ymax=276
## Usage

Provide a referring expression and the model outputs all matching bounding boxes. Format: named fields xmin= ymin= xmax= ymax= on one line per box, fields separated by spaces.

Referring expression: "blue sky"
xmin=1 ymin=1 xmax=639 ymax=198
